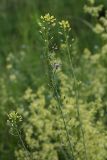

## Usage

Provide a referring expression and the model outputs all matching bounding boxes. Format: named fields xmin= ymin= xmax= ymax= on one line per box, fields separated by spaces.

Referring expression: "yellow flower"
xmin=8 ymin=111 xmax=22 ymax=123
xmin=40 ymin=13 xmax=56 ymax=25
xmin=59 ymin=20 xmax=71 ymax=30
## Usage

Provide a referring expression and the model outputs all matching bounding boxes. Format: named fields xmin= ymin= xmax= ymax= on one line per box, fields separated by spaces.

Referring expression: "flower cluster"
xmin=59 ymin=20 xmax=71 ymax=30
xmin=7 ymin=111 xmax=22 ymax=125
xmin=40 ymin=13 xmax=56 ymax=26
xmin=7 ymin=111 xmax=22 ymax=135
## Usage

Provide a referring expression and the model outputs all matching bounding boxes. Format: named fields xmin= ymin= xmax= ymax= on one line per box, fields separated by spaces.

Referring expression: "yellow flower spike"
xmin=8 ymin=111 xmax=22 ymax=123
xmin=59 ymin=20 xmax=71 ymax=30
xmin=40 ymin=13 xmax=56 ymax=25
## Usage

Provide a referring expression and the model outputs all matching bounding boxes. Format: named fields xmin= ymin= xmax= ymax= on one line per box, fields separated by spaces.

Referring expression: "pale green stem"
xmin=15 ymin=125 xmax=30 ymax=160
xmin=43 ymin=31 xmax=75 ymax=160
xmin=64 ymin=31 xmax=88 ymax=160
xmin=51 ymin=70 xmax=75 ymax=160
xmin=41 ymin=26 xmax=75 ymax=160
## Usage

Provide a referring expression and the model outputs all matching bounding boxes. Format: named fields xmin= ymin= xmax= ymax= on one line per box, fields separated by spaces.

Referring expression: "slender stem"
xmin=15 ymin=125 xmax=30 ymax=160
xmin=43 ymin=32 xmax=75 ymax=159
xmin=64 ymin=31 xmax=88 ymax=160
xmin=51 ymin=71 xmax=75 ymax=160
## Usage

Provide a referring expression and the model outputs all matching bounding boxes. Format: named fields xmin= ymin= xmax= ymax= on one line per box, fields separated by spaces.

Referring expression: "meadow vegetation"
xmin=0 ymin=0 xmax=107 ymax=160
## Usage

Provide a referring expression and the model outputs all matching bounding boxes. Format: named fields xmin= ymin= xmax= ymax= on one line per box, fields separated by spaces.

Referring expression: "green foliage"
xmin=15 ymin=74 xmax=107 ymax=160
xmin=0 ymin=0 xmax=107 ymax=160
xmin=13 ymin=9 xmax=107 ymax=159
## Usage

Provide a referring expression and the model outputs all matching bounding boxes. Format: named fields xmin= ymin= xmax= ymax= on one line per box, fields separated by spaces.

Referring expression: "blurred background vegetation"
xmin=0 ymin=0 xmax=107 ymax=160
